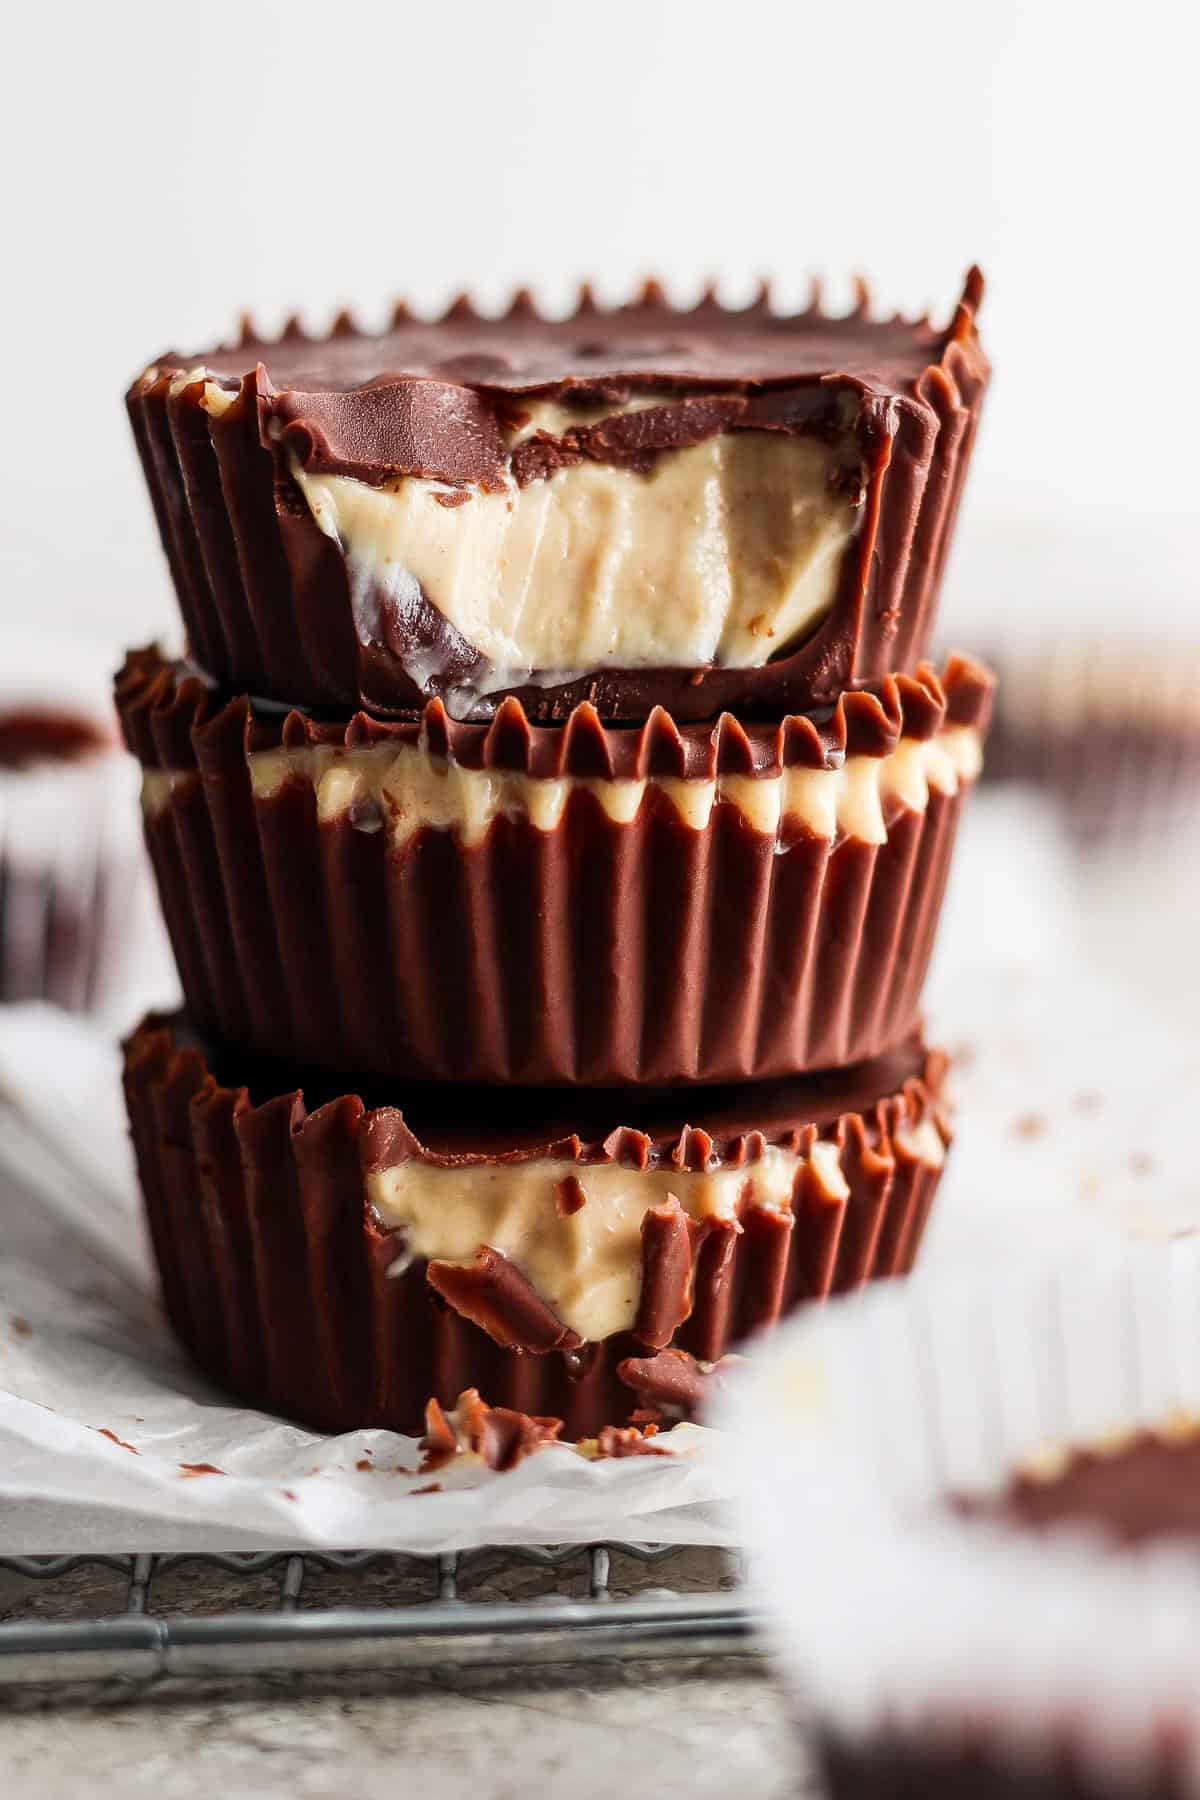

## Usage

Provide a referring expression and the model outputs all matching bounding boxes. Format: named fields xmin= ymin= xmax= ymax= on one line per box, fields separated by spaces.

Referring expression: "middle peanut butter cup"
xmin=117 ymin=647 xmax=992 ymax=1088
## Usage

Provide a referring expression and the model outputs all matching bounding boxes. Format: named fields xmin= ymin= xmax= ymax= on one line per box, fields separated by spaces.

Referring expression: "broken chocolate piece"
xmin=619 ymin=1348 xmax=713 ymax=1418
xmin=590 ymin=1424 xmax=669 ymax=1459
xmin=634 ymin=1199 xmax=695 ymax=1349
xmin=555 ymin=1175 xmax=587 ymax=1217
xmin=419 ymin=1387 xmax=563 ymax=1472
xmin=426 ymin=1247 xmax=583 ymax=1353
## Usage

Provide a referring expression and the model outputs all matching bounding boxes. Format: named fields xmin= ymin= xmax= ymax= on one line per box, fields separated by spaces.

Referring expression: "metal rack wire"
xmin=0 ymin=1547 xmax=755 ymax=1693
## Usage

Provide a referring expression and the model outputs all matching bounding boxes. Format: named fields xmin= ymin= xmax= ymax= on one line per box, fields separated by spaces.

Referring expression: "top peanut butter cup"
xmin=128 ymin=271 xmax=988 ymax=722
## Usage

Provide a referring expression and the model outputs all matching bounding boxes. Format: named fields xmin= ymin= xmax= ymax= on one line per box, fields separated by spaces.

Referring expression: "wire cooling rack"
xmin=0 ymin=1547 xmax=755 ymax=1695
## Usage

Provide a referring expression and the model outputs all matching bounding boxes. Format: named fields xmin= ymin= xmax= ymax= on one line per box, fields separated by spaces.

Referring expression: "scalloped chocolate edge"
xmin=125 ymin=271 xmax=988 ymax=724
xmin=115 ymin=644 xmax=994 ymax=780
xmin=124 ymin=1016 xmax=950 ymax=1432
xmin=154 ymin=267 xmax=985 ymax=393
xmin=124 ymin=1014 xmax=950 ymax=1391
xmin=230 ymin=269 xmax=981 ymax=350
xmin=123 ymin=1013 xmax=949 ymax=1177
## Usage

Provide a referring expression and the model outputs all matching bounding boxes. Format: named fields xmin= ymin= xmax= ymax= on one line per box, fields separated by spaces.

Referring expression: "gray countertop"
xmin=0 ymin=1552 xmax=806 ymax=1800
xmin=0 ymin=1667 xmax=797 ymax=1800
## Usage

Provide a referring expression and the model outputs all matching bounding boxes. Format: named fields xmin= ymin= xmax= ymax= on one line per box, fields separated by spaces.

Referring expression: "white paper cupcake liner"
xmin=719 ymin=1244 xmax=1200 ymax=1795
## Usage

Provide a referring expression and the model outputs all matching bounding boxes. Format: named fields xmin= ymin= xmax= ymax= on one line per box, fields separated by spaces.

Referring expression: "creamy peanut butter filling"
xmin=150 ymin=371 xmax=863 ymax=694
xmin=227 ymin=723 xmax=979 ymax=848
xmin=285 ymin=398 xmax=859 ymax=691
xmin=141 ymin=724 xmax=981 ymax=844
xmin=162 ymin=367 xmax=237 ymax=417
xmin=369 ymin=1142 xmax=836 ymax=1343
xmin=369 ymin=1117 xmax=944 ymax=1342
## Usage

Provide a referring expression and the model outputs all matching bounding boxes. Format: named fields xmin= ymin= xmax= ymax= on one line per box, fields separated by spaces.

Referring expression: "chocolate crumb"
xmin=420 ymin=1387 xmax=563 ymax=1473
xmin=412 ymin=1483 xmax=442 ymax=1495
xmin=179 ymin=1462 xmax=225 ymax=1477
xmin=355 ymin=1458 xmax=373 ymax=1472
xmin=591 ymin=1424 xmax=669 ymax=1459
xmin=555 ymin=1175 xmax=587 ymax=1217
xmin=95 ymin=1428 xmax=139 ymax=1455
xmin=619 ymin=1346 xmax=742 ymax=1420
xmin=1013 ymin=1112 xmax=1046 ymax=1140
xmin=10 ymin=1317 xmax=31 ymax=1339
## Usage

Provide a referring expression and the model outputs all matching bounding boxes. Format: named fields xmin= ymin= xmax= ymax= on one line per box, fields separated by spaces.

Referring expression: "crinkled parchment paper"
xmin=0 ymin=788 xmax=1195 ymax=1549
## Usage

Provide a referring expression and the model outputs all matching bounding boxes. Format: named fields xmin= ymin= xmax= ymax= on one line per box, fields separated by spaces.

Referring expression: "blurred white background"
xmin=2 ymin=0 xmax=1196 ymax=666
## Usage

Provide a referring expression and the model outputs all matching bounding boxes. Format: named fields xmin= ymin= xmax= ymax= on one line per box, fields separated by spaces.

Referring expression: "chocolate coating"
xmin=964 ymin=1431 xmax=1200 ymax=1550
xmin=0 ymin=708 xmax=109 ymax=769
xmin=127 ymin=273 xmax=988 ymax=721
xmin=821 ymin=1433 xmax=1200 ymax=1800
xmin=819 ymin=1732 xmax=1189 ymax=1800
xmin=118 ymin=642 xmax=991 ymax=777
xmin=156 ymin=1008 xmax=938 ymax=1166
xmin=166 ymin=280 xmax=978 ymax=399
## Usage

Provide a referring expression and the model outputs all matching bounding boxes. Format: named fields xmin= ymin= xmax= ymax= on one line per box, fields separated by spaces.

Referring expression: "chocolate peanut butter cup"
xmin=0 ymin=700 xmax=154 ymax=1014
xmin=823 ymin=1425 xmax=1200 ymax=1800
xmin=958 ymin=1420 xmax=1200 ymax=1550
xmin=726 ymin=1256 xmax=1200 ymax=1800
xmin=126 ymin=272 xmax=987 ymax=723
xmin=980 ymin=636 xmax=1200 ymax=845
xmin=124 ymin=1013 xmax=950 ymax=1439
xmin=116 ymin=646 xmax=991 ymax=1087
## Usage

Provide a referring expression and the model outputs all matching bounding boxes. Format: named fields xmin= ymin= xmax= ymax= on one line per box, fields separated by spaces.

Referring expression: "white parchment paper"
xmin=0 ymin=787 xmax=1195 ymax=1550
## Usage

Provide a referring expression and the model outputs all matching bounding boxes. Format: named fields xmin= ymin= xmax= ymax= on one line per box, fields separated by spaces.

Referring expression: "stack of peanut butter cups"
xmin=117 ymin=273 xmax=993 ymax=1440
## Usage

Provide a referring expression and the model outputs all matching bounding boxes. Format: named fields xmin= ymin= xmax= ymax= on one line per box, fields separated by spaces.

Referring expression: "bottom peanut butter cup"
xmin=124 ymin=1014 xmax=950 ymax=1439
